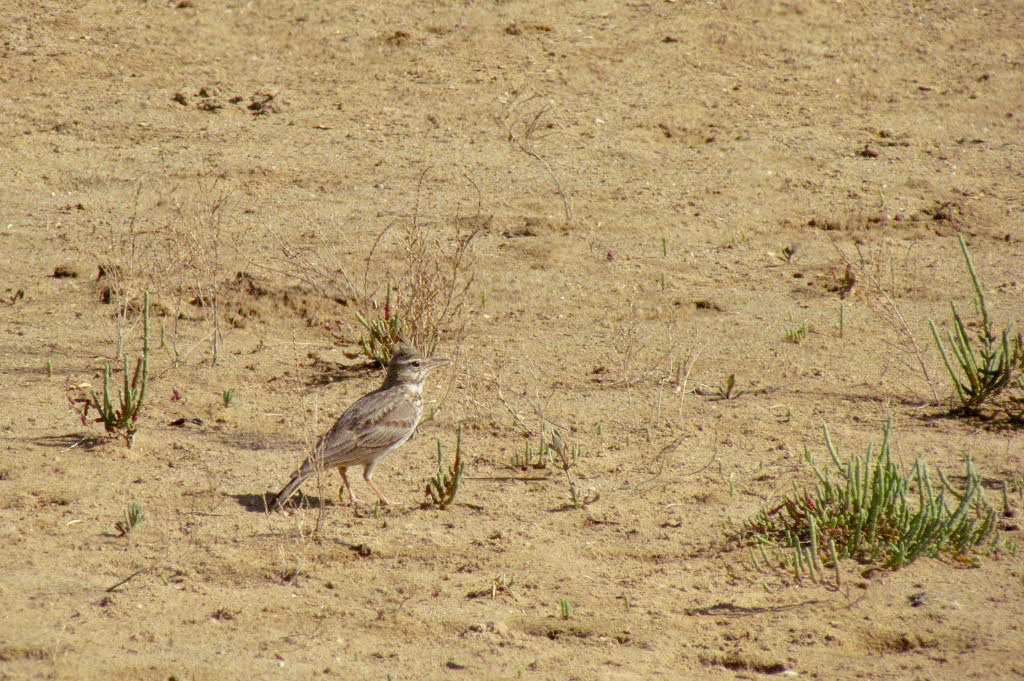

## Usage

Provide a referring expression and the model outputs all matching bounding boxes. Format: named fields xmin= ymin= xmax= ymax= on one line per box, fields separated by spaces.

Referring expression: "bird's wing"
xmin=310 ymin=388 xmax=419 ymax=470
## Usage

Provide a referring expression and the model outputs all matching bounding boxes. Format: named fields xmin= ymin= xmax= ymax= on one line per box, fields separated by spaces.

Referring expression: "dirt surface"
xmin=2 ymin=1 xmax=1024 ymax=679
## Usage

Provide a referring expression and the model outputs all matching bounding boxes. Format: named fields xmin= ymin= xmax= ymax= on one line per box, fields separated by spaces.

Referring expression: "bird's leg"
xmin=363 ymin=465 xmax=391 ymax=506
xmin=338 ymin=467 xmax=360 ymax=504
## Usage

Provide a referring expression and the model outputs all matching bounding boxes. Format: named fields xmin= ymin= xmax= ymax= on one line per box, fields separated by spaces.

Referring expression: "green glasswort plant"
xmin=355 ymin=284 xmax=403 ymax=366
xmin=115 ymin=502 xmax=144 ymax=537
xmin=425 ymin=427 xmax=464 ymax=509
xmin=747 ymin=422 xmax=996 ymax=582
xmin=785 ymin=323 xmax=809 ymax=344
xmin=73 ymin=292 xmax=150 ymax=448
xmin=510 ymin=438 xmax=551 ymax=470
xmin=930 ymin=233 xmax=1023 ymax=414
xmin=717 ymin=373 xmax=740 ymax=400
xmin=550 ymin=430 xmax=598 ymax=509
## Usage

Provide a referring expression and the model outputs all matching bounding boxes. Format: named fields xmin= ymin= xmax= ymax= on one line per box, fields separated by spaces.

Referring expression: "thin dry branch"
xmin=258 ymin=219 xmax=359 ymax=304
xmin=357 ymin=169 xmax=488 ymax=359
xmin=496 ymin=91 xmax=573 ymax=225
xmin=830 ymin=235 xmax=940 ymax=404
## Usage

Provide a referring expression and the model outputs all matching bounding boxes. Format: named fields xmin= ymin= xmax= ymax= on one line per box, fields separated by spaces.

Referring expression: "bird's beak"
xmin=424 ymin=357 xmax=450 ymax=373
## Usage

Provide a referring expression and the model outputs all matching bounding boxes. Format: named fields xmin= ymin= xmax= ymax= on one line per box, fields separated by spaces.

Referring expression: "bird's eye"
xmin=410 ymin=360 xmax=421 ymax=368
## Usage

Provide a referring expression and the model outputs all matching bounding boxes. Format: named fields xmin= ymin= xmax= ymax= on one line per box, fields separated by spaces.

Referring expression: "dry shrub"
xmin=163 ymin=174 xmax=235 ymax=365
xmin=259 ymin=214 xmax=358 ymax=307
xmin=348 ymin=170 xmax=489 ymax=362
xmin=255 ymin=170 xmax=486 ymax=364
xmin=496 ymin=89 xmax=573 ymax=225
xmin=89 ymin=173 xmax=239 ymax=368
xmin=829 ymin=227 xmax=941 ymax=403
xmin=92 ymin=185 xmax=164 ymax=359
xmin=390 ymin=199 xmax=485 ymax=356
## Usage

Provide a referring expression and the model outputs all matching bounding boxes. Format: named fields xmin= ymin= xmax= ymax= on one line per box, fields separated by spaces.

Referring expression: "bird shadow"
xmin=230 ymin=492 xmax=343 ymax=513
xmin=233 ymin=491 xmax=418 ymax=519
xmin=230 ymin=493 xmax=274 ymax=513
xmin=307 ymin=358 xmax=378 ymax=386
xmin=32 ymin=432 xmax=107 ymax=451
xmin=684 ymin=600 xmax=821 ymax=617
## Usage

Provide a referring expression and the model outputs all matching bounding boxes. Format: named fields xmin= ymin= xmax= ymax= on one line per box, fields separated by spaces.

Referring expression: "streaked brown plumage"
xmin=272 ymin=342 xmax=447 ymax=508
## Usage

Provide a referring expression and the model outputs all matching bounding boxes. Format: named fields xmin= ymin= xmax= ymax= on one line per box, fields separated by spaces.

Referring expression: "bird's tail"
xmin=272 ymin=468 xmax=314 ymax=510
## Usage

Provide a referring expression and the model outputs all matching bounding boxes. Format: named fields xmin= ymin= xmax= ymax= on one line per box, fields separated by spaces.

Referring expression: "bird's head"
xmin=384 ymin=342 xmax=449 ymax=386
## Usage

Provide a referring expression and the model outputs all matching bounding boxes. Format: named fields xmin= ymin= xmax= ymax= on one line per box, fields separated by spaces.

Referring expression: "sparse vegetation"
xmin=930 ymin=234 xmax=1024 ymax=418
xmin=467 ymin=574 xmax=515 ymax=600
xmin=600 ymin=300 xmax=686 ymax=389
xmin=510 ymin=438 xmax=551 ymax=470
xmin=745 ymin=422 xmax=997 ymax=584
xmin=338 ymin=171 xmax=485 ymax=365
xmin=168 ymin=175 xmax=235 ymax=366
xmin=97 ymin=174 xmax=238 ymax=369
xmin=831 ymin=234 xmax=941 ymax=403
xmin=354 ymin=285 xmax=404 ymax=366
xmin=717 ymin=373 xmax=739 ymax=400
xmin=1007 ymin=473 xmax=1024 ymax=499
xmin=424 ymin=427 xmax=465 ymax=509
xmin=496 ymin=89 xmax=572 ymax=224
xmin=8 ymin=5 xmax=1024 ymax=678
xmin=549 ymin=430 xmax=598 ymax=509
xmin=71 ymin=292 xmax=150 ymax=448
xmin=94 ymin=186 xmax=160 ymax=362
xmin=114 ymin=503 xmax=145 ymax=537
xmin=259 ymin=213 xmax=358 ymax=307
xmin=785 ymin=323 xmax=809 ymax=343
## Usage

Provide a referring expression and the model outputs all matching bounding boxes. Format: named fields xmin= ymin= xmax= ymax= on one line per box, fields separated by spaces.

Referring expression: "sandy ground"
xmin=2 ymin=1 xmax=1023 ymax=679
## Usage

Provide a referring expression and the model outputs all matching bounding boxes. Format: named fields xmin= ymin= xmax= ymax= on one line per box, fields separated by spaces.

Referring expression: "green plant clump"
xmin=930 ymin=233 xmax=1024 ymax=416
xmin=510 ymin=438 xmax=551 ymax=470
xmin=74 ymin=292 xmax=150 ymax=448
xmin=785 ymin=323 xmax=809 ymax=344
xmin=115 ymin=502 xmax=144 ymax=536
xmin=356 ymin=284 xmax=403 ymax=366
xmin=748 ymin=422 xmax=996 ymax=579
xmin=425 ymin=427 xmax=465 ymax=509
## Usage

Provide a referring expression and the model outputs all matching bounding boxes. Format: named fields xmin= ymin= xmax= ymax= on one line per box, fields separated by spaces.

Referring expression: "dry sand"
xmin=2 ymin=1 xmax=1023 ymax=679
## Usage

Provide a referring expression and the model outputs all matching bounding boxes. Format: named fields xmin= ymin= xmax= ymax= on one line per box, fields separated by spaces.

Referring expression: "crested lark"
xmin=272 ymin=342 xmax=448 ymax=509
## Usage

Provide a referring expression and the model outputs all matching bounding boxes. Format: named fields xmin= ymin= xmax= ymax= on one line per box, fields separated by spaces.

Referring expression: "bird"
xmin=272 ymin=341 xmax=448 ymax=509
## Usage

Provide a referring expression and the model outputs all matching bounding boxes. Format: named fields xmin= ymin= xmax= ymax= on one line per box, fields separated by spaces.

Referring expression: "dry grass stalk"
xmin=496 ymin=89 xmax=573 ymax=225
xmin=354 ymin=169 xmax=488 ymax=363
xmin=305 ymin=397 xmax=329 ymax=535
xmin=830 ymin=233 xmax=940 ymax=403
xmin=258 ymin=214 xmax=358 ymax=305
xmin=273 ymin=396 xmax=331 ymax=538
xmin=168 ymin=175 xmax=235 ymax=366
xmin=93 ymin=185 xmax=164 ymax=360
